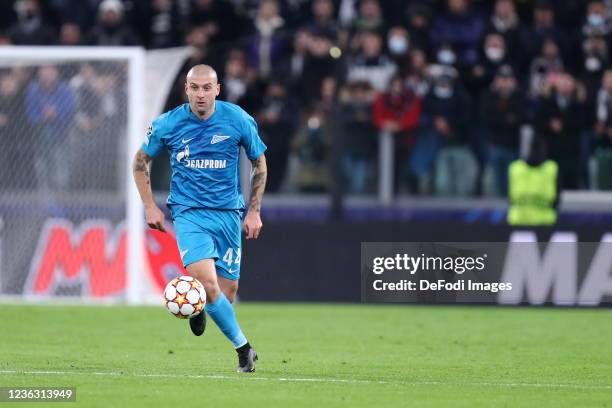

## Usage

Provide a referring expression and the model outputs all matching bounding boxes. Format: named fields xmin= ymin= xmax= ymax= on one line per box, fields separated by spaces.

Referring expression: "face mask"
xmin=437 ymin=49 xmax=456 ymax=65
xmin=485 ymin=47 xmax=505 ymax=62
xmin=557 ymin=95 xmax=569 ymax=109
xmin=434 ymin=86 xmax=453 ymax=99
xmin=588 ymin=14 xmax=605 ymax=26
xmin=388 ymin=36 xmax=408 ymax=55
xmin=585 ymin=56 xmax=602 ymax=71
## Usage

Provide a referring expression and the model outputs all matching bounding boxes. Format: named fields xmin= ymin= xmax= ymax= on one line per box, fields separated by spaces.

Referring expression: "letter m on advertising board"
xmin=24 ymin=219 xmax=127 ymax=298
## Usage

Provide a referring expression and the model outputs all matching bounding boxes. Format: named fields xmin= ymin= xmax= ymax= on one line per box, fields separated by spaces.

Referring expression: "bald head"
xmin=186 ymin=64 xmax=218 ymax=83
xmin=185 ymin=64 xmax=220 ymax=120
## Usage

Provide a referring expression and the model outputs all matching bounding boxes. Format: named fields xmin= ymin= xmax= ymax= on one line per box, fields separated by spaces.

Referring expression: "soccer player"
xmin=132 ymin=64 xmax=267 ymax=373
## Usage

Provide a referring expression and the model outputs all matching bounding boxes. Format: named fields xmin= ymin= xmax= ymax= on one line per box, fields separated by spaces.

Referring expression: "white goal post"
xmin=0 ymin=47 xmax=147 ymax=303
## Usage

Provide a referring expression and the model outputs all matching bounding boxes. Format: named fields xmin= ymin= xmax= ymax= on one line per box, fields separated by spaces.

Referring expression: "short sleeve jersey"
xmin=142 ymin=101 xmax=267 ymax=211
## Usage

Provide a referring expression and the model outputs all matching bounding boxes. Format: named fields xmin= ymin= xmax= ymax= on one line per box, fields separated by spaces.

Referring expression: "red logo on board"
xmin=25 ymin=219 xmax=184 ymax=297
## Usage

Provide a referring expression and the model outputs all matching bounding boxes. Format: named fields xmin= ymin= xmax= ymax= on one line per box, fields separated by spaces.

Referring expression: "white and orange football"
xmin=163 ymin=276 xmax=206 ymax=319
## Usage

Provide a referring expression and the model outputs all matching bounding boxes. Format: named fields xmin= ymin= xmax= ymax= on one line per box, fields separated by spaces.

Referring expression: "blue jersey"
xmin=142 ymin=101 xmax=267 ymax=211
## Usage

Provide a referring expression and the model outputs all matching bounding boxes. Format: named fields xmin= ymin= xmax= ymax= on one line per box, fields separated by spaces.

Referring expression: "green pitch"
xmin=0 ymin=303 xmax=610 ymax=407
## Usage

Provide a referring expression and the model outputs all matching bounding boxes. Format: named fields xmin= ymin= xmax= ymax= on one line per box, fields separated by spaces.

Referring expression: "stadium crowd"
xmin=2 ymin=0 xmax=612 ymax=196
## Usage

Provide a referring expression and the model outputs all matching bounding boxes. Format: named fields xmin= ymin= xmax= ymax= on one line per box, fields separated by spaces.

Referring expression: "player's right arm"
xmin=133 ymin=118 xmax=169 ymax=232
xmin=132 ymin=148 xmax=166 ymax=232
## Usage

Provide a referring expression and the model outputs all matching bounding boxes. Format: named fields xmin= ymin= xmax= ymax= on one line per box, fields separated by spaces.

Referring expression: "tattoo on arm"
xmin=133 ymin=149 xmax=153 ymax=185
xmin=248 ymin=155 xmax=267 ymax=212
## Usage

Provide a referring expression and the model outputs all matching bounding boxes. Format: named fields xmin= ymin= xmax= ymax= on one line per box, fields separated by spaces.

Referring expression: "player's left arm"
xmin=243 ymin=154 xmax=267 ymax=239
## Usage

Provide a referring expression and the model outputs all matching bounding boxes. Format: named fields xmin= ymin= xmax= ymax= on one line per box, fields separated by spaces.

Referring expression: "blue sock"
xmin=205 ymin=293 xmax=247 ymax=348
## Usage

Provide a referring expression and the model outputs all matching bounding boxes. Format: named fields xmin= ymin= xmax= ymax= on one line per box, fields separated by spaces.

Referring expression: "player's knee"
xmin=201 ymin=278 xmax=221 ymax=301
xmin=225 ymin=287 xmax=237 ymax=303
xmin=185 ymin=259 xmax=220 ymax=300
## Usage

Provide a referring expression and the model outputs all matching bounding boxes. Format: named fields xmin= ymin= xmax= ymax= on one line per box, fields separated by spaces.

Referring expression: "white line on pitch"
xmin=0 ymin=370 xmax=610 ymax=391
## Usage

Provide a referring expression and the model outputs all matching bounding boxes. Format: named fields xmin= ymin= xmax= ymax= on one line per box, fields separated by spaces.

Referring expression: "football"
xmin=163 ymin=276 xmax=206 ymax=319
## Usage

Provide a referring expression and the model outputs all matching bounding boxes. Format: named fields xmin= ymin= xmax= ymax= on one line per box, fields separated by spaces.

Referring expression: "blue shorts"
xmin=171 ymin=207 xmax=243 ymax=280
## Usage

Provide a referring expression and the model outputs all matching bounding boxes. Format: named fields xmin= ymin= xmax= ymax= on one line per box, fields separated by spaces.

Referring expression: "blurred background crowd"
xmin=2 ymin=0 xmax=612 ymax=197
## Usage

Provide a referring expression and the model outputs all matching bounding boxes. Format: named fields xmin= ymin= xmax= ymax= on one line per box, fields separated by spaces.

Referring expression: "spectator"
xmin=219 ymin=50 xmax=250 ymax=105
xmin=529 ymin=38 xmax=564 ymax=99
xmin=405 ymin=48 xmax=430 ymax=97
xmin=484 ymin=0 xmax=521 ymax=64
xmin=69 ymin=64 xmax=121 ymax=190
xmin=70 ymin=64 xmax=101 ymax=136
xmin=86 ymin=0 xmax=140 ymax=46
xmin=307 ymin=0 xmax=340 ymax=42
xmin=535 ymin=73 xmax=587 ymax=189
xmin=582 ymin=0 xmax=611 ymax=38
xmin=480 ymin=65 xmax=525 ymax=196
xmin=404 ymin=3 xmax=432 ymax=54
xmin=580 ymin=34 xmax=609 ymax=126
xmin=520 ymin=1 xmax=565 ymax=66
xmin=347 ymin=30 xmax=396 ymax=92
xmin=595 ymin=69 xmax=612 ymax=148
xmin=351 ymin=0 xmax=386 ymax=34
xmin=318 ymin=76 xmax=339 ymax=113
xmin=288 ymin=29 xmax=310 ymax=82
xmin=288 ymin=29 xmax=340 ymax=106
xmin=468 ymin=32 xmax=512 ymax=99
xmin=594 ymin=69 xmax=612 ymax=188
xmin=386 ymin=26 xmax=411 ymax=74
xmin=291 ymin=77 xmax=338 ymax=193
xmin=9 ymin=0 xmax=56 ymax=45
xmin=292 ymin=107 xmax=331 ymax=193
xmin=418 ymin=70 xmax=477 ymax=196
xmin=287 ymin=30 xmax=309 ymax=99
xmin=59 ymin=22 xmax=82 ymax=46
xmin=257 ymin=82 xmax=298 ymax=192
xmin=247 ymin=0 xmax=288 ymax=80
xmin=435 ymin=41 xmax=458 ymax=67
xmin=138 ymin=0 xmax=183 ymax=49
xmin=0 ymin=73 xmax=27 ymax=190
xmin=24 ymin=65 xmax=75 ymax=192
xmin=339 ymin=80 xmax=378 ymax=194
xmin=373 ymin=74 xmax=423 ymax=194
xmin=431 ymin=0 xmax=484 ymax=68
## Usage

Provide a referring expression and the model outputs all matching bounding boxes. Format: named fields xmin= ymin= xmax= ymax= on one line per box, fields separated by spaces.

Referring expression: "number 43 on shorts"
xmin=222 ymin=248 xmax=241 ymax=266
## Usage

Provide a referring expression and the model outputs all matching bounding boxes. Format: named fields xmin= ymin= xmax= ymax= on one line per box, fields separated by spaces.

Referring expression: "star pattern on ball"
xmin=175 ymin=293 xmax=187 ymax=307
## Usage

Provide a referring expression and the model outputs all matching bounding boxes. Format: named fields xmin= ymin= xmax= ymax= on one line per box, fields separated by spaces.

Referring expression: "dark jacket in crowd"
xmin=340 ymin=99 xmax=377 ymax=158
xmin=480 ymin=88 xmax=525 ymax=149
xmin=421 ymin=87 xmax=472 ymax=146
xmin=534 ymin=87 xmax=587 ymax=188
